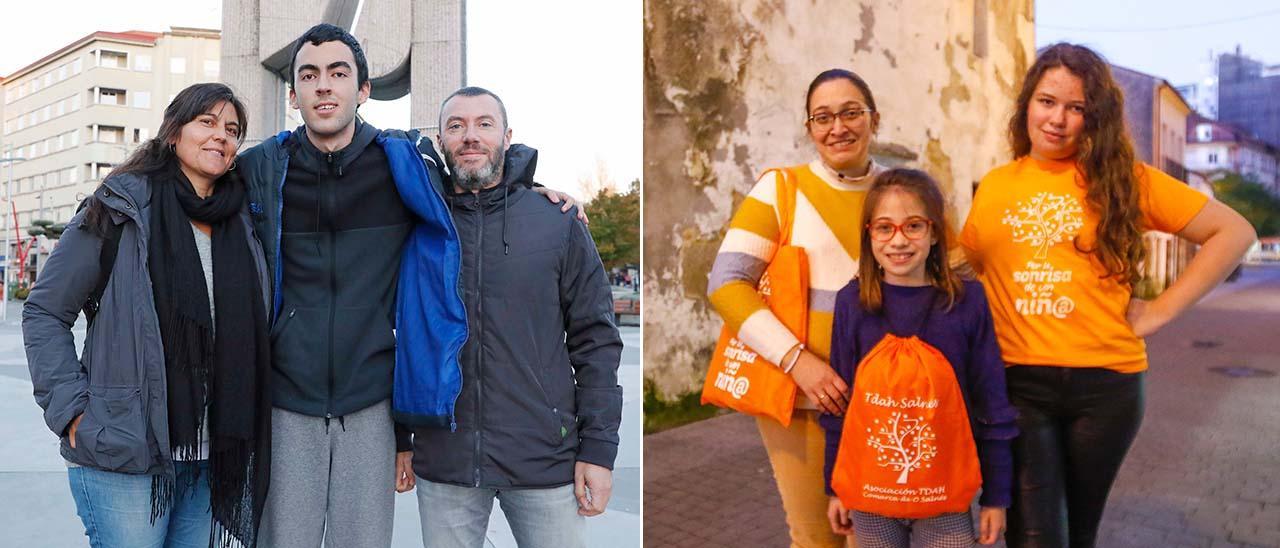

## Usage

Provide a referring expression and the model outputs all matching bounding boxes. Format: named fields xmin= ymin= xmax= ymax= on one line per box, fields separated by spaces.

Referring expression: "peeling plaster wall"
xmin=643 ymin=0 xmax=1035 ymax=400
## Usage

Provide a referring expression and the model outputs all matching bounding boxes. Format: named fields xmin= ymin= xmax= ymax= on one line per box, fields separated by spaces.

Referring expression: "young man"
xmin=237 ymin=25 xmax=579 ymax=547
xmin=404 ymin=87 xmax=622 ymax=548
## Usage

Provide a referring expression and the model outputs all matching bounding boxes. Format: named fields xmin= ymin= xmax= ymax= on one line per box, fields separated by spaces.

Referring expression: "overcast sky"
xmin=0 ymin=0 xmax=641 ymax=193
xmin=1037 ymin=0 xmax=1280 ymax=85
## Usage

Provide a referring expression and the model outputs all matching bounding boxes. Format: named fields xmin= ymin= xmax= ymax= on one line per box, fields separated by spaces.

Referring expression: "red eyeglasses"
xmin=866 ymin=217 xmax=932 ymax=242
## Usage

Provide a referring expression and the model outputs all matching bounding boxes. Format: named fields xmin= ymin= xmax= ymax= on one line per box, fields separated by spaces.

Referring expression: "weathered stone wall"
xmin=643 ymin=0 xmax=1036 ymax=399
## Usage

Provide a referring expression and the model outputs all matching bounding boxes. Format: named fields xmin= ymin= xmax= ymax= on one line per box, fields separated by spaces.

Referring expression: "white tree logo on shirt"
xmin=1001 ymin=193 xmax=1084 ymax=259
xmin=1001 ymin=192 xmax=1082 ymax=318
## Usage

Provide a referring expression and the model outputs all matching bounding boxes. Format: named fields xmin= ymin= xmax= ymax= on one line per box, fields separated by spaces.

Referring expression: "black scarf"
xmin=147 ymin=165 xmax=271 ymax=547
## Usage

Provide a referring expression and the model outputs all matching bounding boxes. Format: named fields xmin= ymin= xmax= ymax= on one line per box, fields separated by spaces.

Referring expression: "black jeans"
xmin=1004 ymin=366 xmax=1145 ymax=548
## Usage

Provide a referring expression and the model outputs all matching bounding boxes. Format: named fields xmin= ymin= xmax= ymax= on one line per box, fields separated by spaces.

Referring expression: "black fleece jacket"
xmin=270 ymin=121 xmax=415 ymax=421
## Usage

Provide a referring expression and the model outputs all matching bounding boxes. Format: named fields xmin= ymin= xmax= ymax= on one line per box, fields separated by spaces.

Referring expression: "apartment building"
xmin=0 ymin=27 xmax=220 ymax=283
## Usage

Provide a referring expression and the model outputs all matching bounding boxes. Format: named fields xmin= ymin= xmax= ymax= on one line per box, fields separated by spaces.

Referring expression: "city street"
xmin=0 ymin=307 xmax=641 ymax=548
xmin=645 ymin=263 xmax=1280 ymax=548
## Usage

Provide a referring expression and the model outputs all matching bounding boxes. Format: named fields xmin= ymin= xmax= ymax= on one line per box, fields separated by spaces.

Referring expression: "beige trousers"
xmin=756 ymin=410 xmax=854 ymax=548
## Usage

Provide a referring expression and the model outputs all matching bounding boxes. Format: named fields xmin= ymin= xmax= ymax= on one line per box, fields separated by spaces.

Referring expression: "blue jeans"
xmin=416 ymin=478 xmax=584 ymax=548
xmin=67 ymin=460 xmax=212 ymax=548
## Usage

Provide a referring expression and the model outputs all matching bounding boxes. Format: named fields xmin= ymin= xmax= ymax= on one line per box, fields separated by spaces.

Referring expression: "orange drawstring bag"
xmin=831 ymin=299 xmax=982 ymax=518
xmin=701 ymin=169 xmax=806 ymax=426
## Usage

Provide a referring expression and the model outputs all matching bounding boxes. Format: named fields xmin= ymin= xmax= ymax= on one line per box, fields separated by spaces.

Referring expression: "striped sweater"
xmin=708 ymin=160 xmax=887 ymax=378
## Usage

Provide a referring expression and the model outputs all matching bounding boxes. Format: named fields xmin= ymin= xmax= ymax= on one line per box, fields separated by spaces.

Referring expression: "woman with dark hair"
xmin=959 ymin=43 xmax=1256 ymax=547
xmin=707 ymin=68 xmax=886 ymax=547
xmin=24 ymin=82 xmax=272 ymax=547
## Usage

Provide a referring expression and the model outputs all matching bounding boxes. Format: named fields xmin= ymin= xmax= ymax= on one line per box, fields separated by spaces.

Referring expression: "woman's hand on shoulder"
xmin=789 ymin=350 xmax=848 ymax=415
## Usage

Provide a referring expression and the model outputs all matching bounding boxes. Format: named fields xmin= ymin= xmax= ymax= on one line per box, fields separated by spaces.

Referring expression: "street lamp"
xmin=0 ymin=154 xmax=26 ymax=322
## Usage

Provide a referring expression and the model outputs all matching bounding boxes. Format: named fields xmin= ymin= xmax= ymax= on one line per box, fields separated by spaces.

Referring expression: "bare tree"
xmin=577 ymin=156 xmax=617 ymax=202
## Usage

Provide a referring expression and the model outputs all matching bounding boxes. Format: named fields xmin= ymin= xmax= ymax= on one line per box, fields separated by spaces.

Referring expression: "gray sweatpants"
xmin=259 ymin=399 xmax=397 ymax=548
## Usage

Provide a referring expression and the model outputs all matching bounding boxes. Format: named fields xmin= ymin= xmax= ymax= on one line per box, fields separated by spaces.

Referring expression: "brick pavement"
xmin=644 ymin=264 xmax=1280 ymax=548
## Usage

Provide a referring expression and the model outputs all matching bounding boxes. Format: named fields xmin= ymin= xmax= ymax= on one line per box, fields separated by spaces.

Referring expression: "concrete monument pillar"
xmin=221 ymin=0 xmax=465 ymax=144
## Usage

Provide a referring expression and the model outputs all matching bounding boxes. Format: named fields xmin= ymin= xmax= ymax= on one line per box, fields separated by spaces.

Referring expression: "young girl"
xmin=819 ymin=169 xmax=1017 ymax=547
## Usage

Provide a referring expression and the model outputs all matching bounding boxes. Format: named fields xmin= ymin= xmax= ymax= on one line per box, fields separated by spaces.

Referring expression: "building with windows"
xmin=1217 ymin=48 xmax=1280 ymax=149
xmin=1185 ymin=113 xmax=1280 ymax=193
xmin=1111 ymin=64 xmax=1203 ymax=296
xmin=0 ymin=27 xmax=220 ymax=282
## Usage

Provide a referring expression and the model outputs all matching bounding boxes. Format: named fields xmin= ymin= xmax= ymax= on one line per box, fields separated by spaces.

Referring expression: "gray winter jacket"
xmin=411 ymin=145 xmax=623 ymax=489
xmin=22 ymin=172 xmax=271 ymax=475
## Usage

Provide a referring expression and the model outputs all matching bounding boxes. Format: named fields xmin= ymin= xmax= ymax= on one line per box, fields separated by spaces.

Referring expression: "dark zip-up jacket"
xmin=237 ymin=122 xmax=464 ymax=428
xmin=410 ymin=145 xmax=623 ymax=488
xmin=23 ymin=172 xmax=271 ymax=475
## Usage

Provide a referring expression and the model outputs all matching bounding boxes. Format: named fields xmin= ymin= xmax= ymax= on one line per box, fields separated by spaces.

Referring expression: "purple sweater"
xmin=819 ymin=279 xmax=1018 ymax=508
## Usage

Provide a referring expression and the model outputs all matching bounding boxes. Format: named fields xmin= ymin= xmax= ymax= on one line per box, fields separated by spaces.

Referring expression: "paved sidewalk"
xmin=0 ymin=302 xmax=640 ymax=548
xmin=645 ymin=264 xmax=1280 ymax=548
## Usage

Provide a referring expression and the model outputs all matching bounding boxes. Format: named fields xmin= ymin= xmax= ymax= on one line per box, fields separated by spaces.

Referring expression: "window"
xmin=99 ymin=88 xmax=126 ymax=106
xmin=1208 ymin=152 xmax=1219 ymax=164
xmin=55 ymin=101 xmax=65 ymax=117
xmin=69 ymin=129 xmax=79 ymax=146
xmin=1196 ymin=124 xmax=1213 ymax=142
xmin=43 ymin=73 xmax=52 ymax=87
xmin=170 ymin=58 xmax=186 ymax=74
xmin=3 ymin=120 xmax=10 ymax=134
xmin=67 ymin=166 xmax=78 ymax=183
xmin=96 ymin=163 xmax=114 ymax=179
xmin=99 ymin=126 xmax=124 ymax=144
xmin=204 ymin=60 xmax=219 ymax=78
xmin=100 ymin=50 xmax=127 ymax=69
xmin=41 ymin=105 xmax=50 ymax=121
xmin=16 ymin=116 xmax=25 ymax=130
xmin=132 ymin=91 xmax=151 ymax=109
xmin=138 ymin=128 xmax=149 ymax=142
xmin=71 ymin=94 xmax=81 ymax=111
xmin=133 ymin=128 xmax=142 ymax=143
xmin=134 ymin=54 xmax=152 ymax=72
xmin=58 ymin=65 xmax=67 ymax=80
xmin=40 ymin=140 xmax=49 ymax=156
xmin=72 ymin=58 xmax=82 ymax=74
xmin=56 ymin=134 xmax=64 ymax=150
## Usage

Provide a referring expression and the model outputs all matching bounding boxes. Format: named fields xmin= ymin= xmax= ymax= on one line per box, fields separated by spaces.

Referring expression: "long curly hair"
xmin=1009 ymin=43 xmax=1146 ymax=287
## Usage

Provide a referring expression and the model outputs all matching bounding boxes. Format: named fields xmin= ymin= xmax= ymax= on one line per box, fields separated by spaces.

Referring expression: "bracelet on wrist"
xmin=782 ymin=343 xmax=805 ymax=374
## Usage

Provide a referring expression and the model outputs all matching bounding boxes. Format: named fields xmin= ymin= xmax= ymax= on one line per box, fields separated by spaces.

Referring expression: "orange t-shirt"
xmin=960 ymin=157 xmax=1209 ymax=373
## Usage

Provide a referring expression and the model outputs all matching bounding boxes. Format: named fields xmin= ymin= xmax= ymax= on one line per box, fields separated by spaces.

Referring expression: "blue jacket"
xmin=238 ymin=128 xmax=467 ymax=428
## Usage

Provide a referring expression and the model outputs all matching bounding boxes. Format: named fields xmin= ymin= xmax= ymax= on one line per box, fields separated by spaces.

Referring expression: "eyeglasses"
xmin=866 ymin=217 xmax=932 ymax=242
xmin=807 ymin=108 xmax=874 ymax=130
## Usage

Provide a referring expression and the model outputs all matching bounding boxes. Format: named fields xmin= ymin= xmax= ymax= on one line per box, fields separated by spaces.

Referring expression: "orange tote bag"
xmin=701 ymin=169 xmax=807 ymax=426
xmin=830 ymin=301 xmax=982 ymax=518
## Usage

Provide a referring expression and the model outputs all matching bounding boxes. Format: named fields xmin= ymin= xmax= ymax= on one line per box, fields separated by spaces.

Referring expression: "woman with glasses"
xmin=707 ymin=68 xmax=885 ymax=547
xmin=959 ymin=43 xmax=1256 ymax=547
xmin=24 ymin=83 xmax=272 ymax=547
